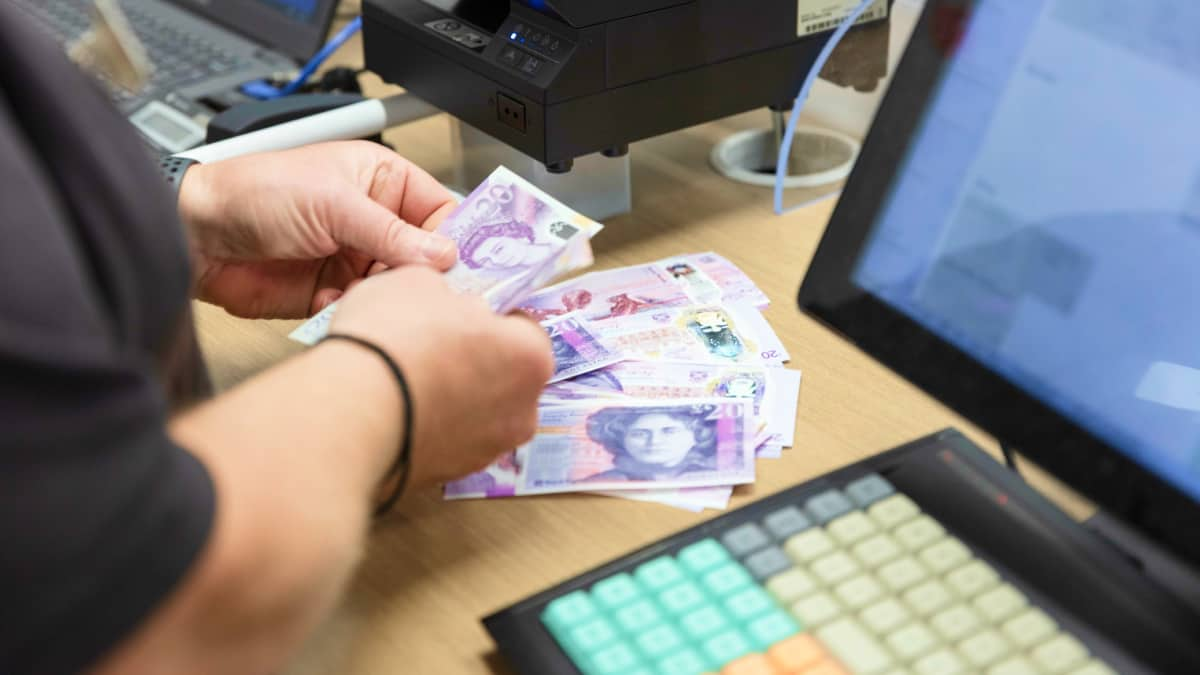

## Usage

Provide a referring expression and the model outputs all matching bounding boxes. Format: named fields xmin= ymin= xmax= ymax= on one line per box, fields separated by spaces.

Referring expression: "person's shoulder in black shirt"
xmin=0 ymin=4 xmax=555 ymax=673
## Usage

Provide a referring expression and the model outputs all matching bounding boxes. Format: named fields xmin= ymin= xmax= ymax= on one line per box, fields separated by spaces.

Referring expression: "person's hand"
xmin=178 ymin=141 xmax=458 ymax=319
xmin=327 ymin=266 xmax=554 ymax=488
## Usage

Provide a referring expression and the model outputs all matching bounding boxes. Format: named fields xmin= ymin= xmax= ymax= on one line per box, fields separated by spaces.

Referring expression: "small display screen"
xmin=141 ymin=112 xmax=193 ymax=143
xmin=422 ymin=0 xmax=509 ymax=34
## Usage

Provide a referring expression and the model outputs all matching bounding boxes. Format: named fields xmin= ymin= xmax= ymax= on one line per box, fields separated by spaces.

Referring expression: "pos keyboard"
xmin=483 ymin=430 xmax=1185 ymax=674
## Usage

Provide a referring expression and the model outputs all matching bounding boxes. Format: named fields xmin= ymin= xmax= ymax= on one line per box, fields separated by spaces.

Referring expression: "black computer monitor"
xmin=167 ymin=0 xmax=341 ymax=60
xmin=799 ymin=0 xmax=1200 ymax=567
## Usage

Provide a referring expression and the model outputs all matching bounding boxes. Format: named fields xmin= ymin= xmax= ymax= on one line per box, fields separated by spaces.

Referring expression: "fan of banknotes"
xmin=291 ymin=167 xmax=801 ymax=512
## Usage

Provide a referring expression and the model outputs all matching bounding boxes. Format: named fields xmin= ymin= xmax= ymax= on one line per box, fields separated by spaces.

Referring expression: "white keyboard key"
xmin=869 ymin=494 xmax=921 ymax=529
xmin=766 ymin=567 xmax=817 ymax=604
xmin=913 ymin=648 xmax=967 ymax=675
xmin=894 ymin=516 xmax=946 ymax=551
xmin=1068 ymin=660 xmax=1118 ymax=675
xmin=834 ymin=573 xmax=885 ymax=609
xmin=811 ymin=550 xmax=861 ymax=586
xmin=879 ymin=556 xmax=930 ymax=592
xmin=1031 ymin=633 xmax=1088 ymax=673
xmin=1001 ymin=608 xmax=1057 ymax=648
xmin=973 ymin=584 xmax=1027 ymax=623
xmin=791 ymin=591 xmax=842 ymax=626
xmin=904 ymin=579 xmax=954 ymax=617
xmin=817 ymin=616 xmax=896 ymax=674
xmin=918 ymin=538 xmax=971 ymax=575
xmin=957 ymin=629 xmax=1012 ymax=668
xmin=886 ymin=621 xmax=940 ymax=662
xmin=860 ymin=597 xmax=912 ymax=635
xmin=987 ymin=655 xmax=1039 ymax=675
xmin=828 ymin=511 xmax=878 ymax=545
xmin=785 ymin=528 xmax=836 ymax=563
xmin=930 ymin=604 xmax=982 ymax=642
xmin=854 ymin=533 xmax=904 ymax=569
xmin=945 ymin=560 xmax=999 ymax=598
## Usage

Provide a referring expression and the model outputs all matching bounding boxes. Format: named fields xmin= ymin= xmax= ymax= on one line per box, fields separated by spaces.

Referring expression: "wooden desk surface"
xmin=193 ymin=20 xmax=1091 ymax=675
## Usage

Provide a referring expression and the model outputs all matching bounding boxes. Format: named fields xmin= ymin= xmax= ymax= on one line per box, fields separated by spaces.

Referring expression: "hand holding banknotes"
xmin=178 ymin=141 xmax=459 ymax=319
xmin=328 ymin=265 xmax=554 ymax=488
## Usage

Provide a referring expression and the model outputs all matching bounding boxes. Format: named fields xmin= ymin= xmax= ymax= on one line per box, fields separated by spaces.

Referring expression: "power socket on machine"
xmin=497 ymin=93 xmax=526 ymax=133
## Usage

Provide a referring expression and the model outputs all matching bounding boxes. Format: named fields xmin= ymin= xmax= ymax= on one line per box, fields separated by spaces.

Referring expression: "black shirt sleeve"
xmin=0 ymin=6 xmax=216 ymax=674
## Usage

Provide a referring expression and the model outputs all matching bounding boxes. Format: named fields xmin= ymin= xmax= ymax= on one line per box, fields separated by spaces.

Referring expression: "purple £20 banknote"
xmin=543 ymin=313 xmax=626 ymax=383
xmin=444 ymin=398 xmax=755 ymax=498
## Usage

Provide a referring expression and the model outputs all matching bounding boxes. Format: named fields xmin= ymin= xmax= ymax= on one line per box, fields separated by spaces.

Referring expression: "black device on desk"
xmin=361 ymin=0 xmax=892 ymax=172
xmin=483 ymin=0 xmax=1200 ymax=673
xmin=10 ymin=0 xmax=339 ymax=152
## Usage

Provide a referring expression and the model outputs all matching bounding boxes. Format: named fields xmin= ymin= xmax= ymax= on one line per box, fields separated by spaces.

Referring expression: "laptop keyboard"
xmin=11 ymin=0 xmax=247 ymax=102
xmin=538 ymin=474 xmax=1116 ymax=675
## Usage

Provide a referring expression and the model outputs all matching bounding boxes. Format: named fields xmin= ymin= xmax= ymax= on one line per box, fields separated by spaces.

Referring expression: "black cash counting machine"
xmin=362 ymin=0 xmax=893 ymax=172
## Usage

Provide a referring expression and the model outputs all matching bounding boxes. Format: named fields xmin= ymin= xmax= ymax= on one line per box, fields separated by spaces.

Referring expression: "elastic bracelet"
xmin=319 ymin=333 xmax=413 ymax=517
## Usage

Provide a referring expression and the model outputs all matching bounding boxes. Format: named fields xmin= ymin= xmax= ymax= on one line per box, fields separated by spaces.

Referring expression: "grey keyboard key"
xmin=743 ymin=546 xmax=793 ymax=581
xmin=846 ymin=474 xmax=895 ymax=507
xmin=805 ymin=489 xmax=855 ymax=524
xmin=721 ymin=523 xmax=771 ymax=557
xmin=763 ymin=506 xmax=812 ymax=540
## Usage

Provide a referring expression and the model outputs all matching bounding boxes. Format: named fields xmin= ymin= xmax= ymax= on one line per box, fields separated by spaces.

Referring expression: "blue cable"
xmin=241 ymin=16 xmax=363 ymax=100
xmin=774 ymin=0 xmax=876 ymax=215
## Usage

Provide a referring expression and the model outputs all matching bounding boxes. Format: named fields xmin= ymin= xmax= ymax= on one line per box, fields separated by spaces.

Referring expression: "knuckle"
xmin=507 ymin=407 xmax=540 ymax=447
xmin=380 ymin=217 xmax=416 ymax=252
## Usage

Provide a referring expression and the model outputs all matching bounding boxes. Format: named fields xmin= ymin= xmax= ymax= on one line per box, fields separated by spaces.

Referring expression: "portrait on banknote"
xmin=459 ymin=221 xmax=557 ymax=271
xmin=583 ymin=404 xmax=721 ymax=481
xmin=715 ymin=371 xmax=764 ymax=402
xmin=685 ymin=309 xmax=744 ymax=360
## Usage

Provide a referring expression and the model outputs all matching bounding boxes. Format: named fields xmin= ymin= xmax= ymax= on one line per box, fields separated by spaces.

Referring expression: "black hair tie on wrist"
xmin=319 ymin=333 xmax=413 ymax=517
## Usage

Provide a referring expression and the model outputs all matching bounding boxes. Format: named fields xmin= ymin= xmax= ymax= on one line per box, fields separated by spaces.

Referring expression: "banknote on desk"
xmin=444 ymin=398 xmax=756 ymax=498
xmin=518 ymin=252 xmax=769 ymax=322
xmin=548 ymin=360 xmax=803 ymax=452
xmin=591 ymin=302 xmax=790 ymax=367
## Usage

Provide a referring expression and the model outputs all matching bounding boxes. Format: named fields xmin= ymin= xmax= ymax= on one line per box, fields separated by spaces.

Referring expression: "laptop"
xmin=482 ymin=0 xmax=1200 ymax=673
xmin=10 ymin=0 xmax=340 ymax=153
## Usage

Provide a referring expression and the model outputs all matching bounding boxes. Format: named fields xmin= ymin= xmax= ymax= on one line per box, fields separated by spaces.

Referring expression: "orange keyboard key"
xmin=722 ymin=653 xmax=780 ymax=675
xmin=798 ymin=658 xmax=850 ymax=675
xmin=767 ymin=634 xmax=824 ymax=672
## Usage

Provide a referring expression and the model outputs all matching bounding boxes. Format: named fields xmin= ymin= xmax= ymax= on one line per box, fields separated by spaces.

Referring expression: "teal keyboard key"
xmin=592 ymin=573 xmax=642 ymax=611
xmin=723 ymin=586 xmax=776 ymax=622
xmin=614 ymin=598 xmax=663 ymax=634
xmin=701 ymin=563 xmax=754 ymax=597
xmin=701 ymin=628 xmax=754 ymax=666
xmin=745 ymin=609 xmax=801 ymax=651
xmin=582 ymin=642 xmax=645 ymax=675
xmin=658 ymin=581 xmax=707 ymax=616
xmin=542 ymin=590 xmax=598 ymax=634
xmin=636 ymin=556 xmax=687 ymax=591
xmin=567 ymin=617 xmax=619 ymax=655
xmin=656 ymin=647 xmax=712 ymax=675
xmin=678 ymin=538 xmax=731 ymax=574
xmin=634 ymin=623 xmax=686 ymax=660
xmin=679 ymin=605 xmax=729 ymax=641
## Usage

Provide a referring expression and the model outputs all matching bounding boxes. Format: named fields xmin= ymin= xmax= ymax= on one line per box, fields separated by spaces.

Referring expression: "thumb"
xmin=328 ymin=196 xmax=458 ymax=270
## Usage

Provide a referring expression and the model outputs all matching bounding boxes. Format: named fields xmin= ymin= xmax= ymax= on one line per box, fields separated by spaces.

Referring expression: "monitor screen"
xmin=852 ymin=0 xmax=1200 ymax=502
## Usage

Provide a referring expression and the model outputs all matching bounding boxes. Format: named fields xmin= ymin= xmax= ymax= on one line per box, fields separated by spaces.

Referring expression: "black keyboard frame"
xmin=483 ymin=429 xmax=1200 ymax=674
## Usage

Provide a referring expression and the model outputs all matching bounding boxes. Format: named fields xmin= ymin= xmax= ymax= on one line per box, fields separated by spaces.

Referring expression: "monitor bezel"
xmin=798 ymin=0 xmax=1200 ymax=566
xmin=166 ymin=0 xmax=341 ymax=62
